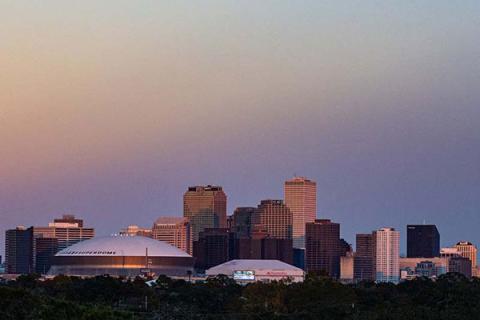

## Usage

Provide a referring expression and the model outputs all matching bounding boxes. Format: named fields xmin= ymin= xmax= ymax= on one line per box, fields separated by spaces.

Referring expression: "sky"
xmin=1 ymin=1 xmax=479 ymax=257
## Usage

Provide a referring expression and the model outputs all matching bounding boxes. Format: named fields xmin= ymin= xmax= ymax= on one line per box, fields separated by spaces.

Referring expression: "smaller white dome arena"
xmin=49 ymin=235 xmax=194 ymax=277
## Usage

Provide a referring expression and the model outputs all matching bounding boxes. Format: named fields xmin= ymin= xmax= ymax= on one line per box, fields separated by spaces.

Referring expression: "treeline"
xmin=1 ymin=273 xmax=480 ymax=319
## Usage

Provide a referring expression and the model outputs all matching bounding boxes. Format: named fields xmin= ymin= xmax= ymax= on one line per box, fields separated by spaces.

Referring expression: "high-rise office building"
xmin=253 ymin=200 xmax=293 ymax=239
xmin=440 ymin=247 xmax=462 ymax=259
xmin=33 ymin=215 xmax=94 ymax=251
xmin=232 ymin=226 xmax=293 ymax=264
xmin=232 ymin=207 xmax=255 ymax=239
xmin=284 ymin=177 xmax=316 ymax=249
xmin=374 ymin=227 xmax=400 ymax=284
xmin=34 ymin=237 xmax=58 ymax=274
xmin=407 ymin=225 xmax=440 ymax=258
xmin=305 ymin=219 xmax=341 ymax=278
xmin=152 ymin=217 xmax=191 ymax=254
xmin=354 ymin=233 xmax=375 ymax=282
xmin=449 ymin=256 xmax=472 ymax=278
xmin=5 ymin=226 xmax=34 ymax=274
xmin=193 ymin=228 xmax=230 ymax=270
xmin=183 ymin=186 xmax=227 ymax=241
xmin=454 ymin=241 xmax=477 ymax=273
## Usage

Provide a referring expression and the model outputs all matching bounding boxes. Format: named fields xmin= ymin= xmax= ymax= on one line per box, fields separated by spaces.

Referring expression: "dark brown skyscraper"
xmin=183 ymin=185 xmax=227 ymax=241
xmin=193 ymin=228 xmax=230 ymax=270
xmin=449 ymin=256 xmax=472 ymax=278
xmin=253 ymin=200 xmax=293 ymax=240
xmin=354 ymin=233 xmax=375 ymax=281
xmin=5 ymin=226 xmax=34 ymax=274
xmin=34 ymin=237 xmax=59 ymax=274
xmin=233 ymin=227 xmax=293 ymax=264
xmin=232 ymin=207 xmax=255 ymax=239
xmin=305 ymin=219 xmax=341 ymax=278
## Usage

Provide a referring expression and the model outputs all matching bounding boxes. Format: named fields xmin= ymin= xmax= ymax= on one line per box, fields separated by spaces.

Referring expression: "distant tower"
xmin=5 ymin=226 xmax=34 ymax=274
xmin=373 ymin=227 xmax=400 ymax=284
xmin=34 ymin=237 xmax=59 ymax=274
xmin=33 ymin=214 xmax=95 ymax=251
xmin=232 ymin=207 xmax=255 ymax=239
xmin=152 ymin=217 xmax=192 ymax=254
xmin=253 ymin=200 xmax=293 ymax=239
xmin=183 ymin=185 xmax=227 ymax=241
xmin=305 ymin=219 xmax=341 ymax=278
xmin=454 ymin=241 xmax=477 ymax=274
xmin=193 ymin=228 xmax=230 ymax=270
xmin=284 ymin=177 xmax=317 ymax=249
xmin=407 ymin=225 xmax=440 ymax=258
xmin=354 ymin=233 xmax=375 ymax=281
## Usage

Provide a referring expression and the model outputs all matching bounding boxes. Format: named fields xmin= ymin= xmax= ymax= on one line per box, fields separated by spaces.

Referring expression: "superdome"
xmin=49 ymin=235 xmax=194 ymax=277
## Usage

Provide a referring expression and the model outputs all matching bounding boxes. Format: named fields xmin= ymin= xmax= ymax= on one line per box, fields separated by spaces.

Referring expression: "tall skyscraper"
xmin=253 ymin=200 xmax=293 ymax=239
xmin=454 ymin=241 xmax=477 ymax=273
xmin=183 ymin=185 xmax=227 ymax=241
xmin=374 ymin=227 xmax=400 ymax=284
xmin=284 ymin=177 xmax=317 ymax=248
xmin=193 ymin=228 xmax=230 ymax=270
xmin=407 ymin=225 xmax=440 ymax=258
xmin=232 ymin=207 xmax=255 ymax=239
xmin=305 ymin=219 xmax=341 ymax=278
xmin=5 ymin=226 xmax=34 ymax=274
xmin=152 ymin=217 xmax=192 ymax=254
xmin=354 ymin=233 xmax=375 ymax=282
xmin=33 ymin=215 xmax=94 ymax=251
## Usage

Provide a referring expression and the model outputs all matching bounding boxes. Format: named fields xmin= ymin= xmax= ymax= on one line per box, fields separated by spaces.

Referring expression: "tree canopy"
xmin=1 ymin=273 xmax=479 ymax=319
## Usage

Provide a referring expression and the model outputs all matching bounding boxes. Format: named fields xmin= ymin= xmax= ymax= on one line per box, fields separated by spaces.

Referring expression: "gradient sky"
xmin=1 ymin=1 xmax=479 ymax=256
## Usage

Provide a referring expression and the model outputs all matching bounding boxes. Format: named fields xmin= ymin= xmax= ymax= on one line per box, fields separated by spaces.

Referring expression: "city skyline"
xmin=0 ymin=176 xmax=475 ymax=256
xmin=1 ymin=178 xmax=477 ymax=259
xmin=1 ymin=1 xmax=480 ymax=258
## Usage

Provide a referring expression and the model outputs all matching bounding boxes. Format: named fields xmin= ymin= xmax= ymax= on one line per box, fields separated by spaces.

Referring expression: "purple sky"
xmin=1 ymin=1 xmax=479 ymax=256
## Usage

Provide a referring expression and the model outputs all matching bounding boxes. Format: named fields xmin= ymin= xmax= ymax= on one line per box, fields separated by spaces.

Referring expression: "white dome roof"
xmin=56 ymin=235 xmax=191 ymax=258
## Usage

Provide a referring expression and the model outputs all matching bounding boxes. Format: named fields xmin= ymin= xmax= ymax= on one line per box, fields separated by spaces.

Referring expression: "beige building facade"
xmin=152 ymin=217 xmax=192 ymax=254
xmin=284 ymin=177 xmax=316 ymax=249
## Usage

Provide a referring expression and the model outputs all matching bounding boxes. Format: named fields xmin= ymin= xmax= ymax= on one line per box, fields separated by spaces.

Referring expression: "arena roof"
xmin=206 ymin=259 xmax=304 ymax=275
xmin=56 ymin=235 xmax=191 ymax=257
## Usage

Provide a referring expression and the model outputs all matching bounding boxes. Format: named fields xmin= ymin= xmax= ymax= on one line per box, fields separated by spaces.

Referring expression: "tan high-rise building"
xmin=152 ymin=217 xmax=192 ymax=254
xmin=33 ymin=214 xmax=94 ymax=251
xmin=184 ymin=185 xmax=227 ymax=241
xmin=454 ymin=241 xmax=477 ymax=273
xmin=373 ymin=227 xmax=400 ymax=284
xmin=253 ymin=200 xmax=293 ymax=240
xmin=284 ymin=177 xmax=316 ymax=248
